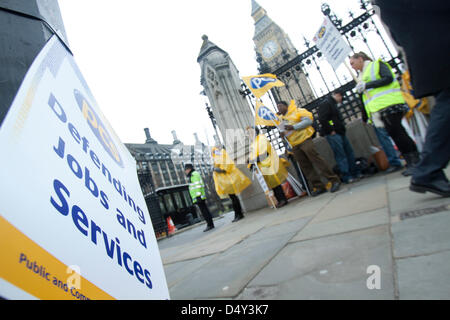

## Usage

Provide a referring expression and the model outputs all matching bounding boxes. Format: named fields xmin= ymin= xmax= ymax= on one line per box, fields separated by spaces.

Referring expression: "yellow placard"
xmin=0 ymin=215 xmax=115 ymax=300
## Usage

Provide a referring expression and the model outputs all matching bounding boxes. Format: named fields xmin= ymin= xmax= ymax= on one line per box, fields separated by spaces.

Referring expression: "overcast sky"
xmin=58 ymin=0 xmax=394 ymax=146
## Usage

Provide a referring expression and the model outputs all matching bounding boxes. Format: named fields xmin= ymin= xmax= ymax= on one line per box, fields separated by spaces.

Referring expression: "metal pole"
xmin=304 ymin=69 xmax=319 ymax=98
xmin=312 ymin=56 xmax=331 ymax=93
xmin=359 ymin=28 xmax=376 ymax=59
xmin=291 ymin=70 xmax=308 ymax=105
xmin=284 ymin=82 xmax=295 ymax=101
xmin=288 ymin=155 xmax=311 ymax=197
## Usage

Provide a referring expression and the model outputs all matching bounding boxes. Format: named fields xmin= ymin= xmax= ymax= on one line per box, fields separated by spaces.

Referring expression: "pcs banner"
xmin=0 ymin=35 xmax=170 ymax=300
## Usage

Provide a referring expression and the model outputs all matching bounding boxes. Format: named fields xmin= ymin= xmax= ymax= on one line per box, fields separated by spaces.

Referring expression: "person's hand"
xmin=355 ymin=81 xmax=366 ymax=94
xmin=279 ymin=131 xmax=286 ymax=138
xmin=284 ymin=124 xmax=294 ymax=131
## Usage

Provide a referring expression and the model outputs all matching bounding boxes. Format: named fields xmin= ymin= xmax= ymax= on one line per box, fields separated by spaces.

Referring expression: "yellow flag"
xmin=255 ymin=100 xmax=280 ymax=126
xmin=242 ymin=73 xmax=285 ymax=98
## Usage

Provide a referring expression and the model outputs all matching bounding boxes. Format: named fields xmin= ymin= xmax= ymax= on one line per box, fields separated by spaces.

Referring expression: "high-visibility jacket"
xmin=279 ymin=100 xmax=315 ymax=147
xmin=248 ymin=134 xmax=290 ymax=189
xmin=211 ymin=147 xmax=251 ymax=197
xmin=362 ymin=59 xmax=405 ymax=119
xmin=188 ymin=170 xmax=206 ymax=203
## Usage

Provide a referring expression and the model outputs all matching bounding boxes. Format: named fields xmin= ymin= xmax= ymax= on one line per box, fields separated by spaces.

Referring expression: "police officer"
xmin=185 ymin=163 xmax=214 ymax=232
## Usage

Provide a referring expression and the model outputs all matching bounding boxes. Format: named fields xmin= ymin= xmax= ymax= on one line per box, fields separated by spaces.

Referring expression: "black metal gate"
xmin=241 ymin=0 xmax=405 ymax=154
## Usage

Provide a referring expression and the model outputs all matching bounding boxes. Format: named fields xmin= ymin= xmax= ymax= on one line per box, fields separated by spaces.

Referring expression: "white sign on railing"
xmin=313 ymin=16 xmax=352 ymax=70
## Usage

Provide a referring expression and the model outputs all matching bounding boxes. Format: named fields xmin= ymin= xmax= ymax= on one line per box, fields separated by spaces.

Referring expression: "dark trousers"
xmin=273 ymin=185 xmax=287 ymax=203
xmin=381 ymin=109 xmax=418 ymax=155
xmin=413 ymin=89 xmax=450 ymax=183
xmin=374 ymin=126 xmax=403 ymax=167
xmin=196 ymin=198 xmax=214 ymax=227
xmin=229 ymin=194 xmax=243 ymax=218
xmin=326 ymin=133 xmax=361 ymax=183
xmin=292 ymin=138 xmax=340 ymax=190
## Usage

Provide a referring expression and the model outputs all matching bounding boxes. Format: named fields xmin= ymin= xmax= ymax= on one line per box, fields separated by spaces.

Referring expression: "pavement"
xmin=157 ymin=167 xmax=450 ymax=300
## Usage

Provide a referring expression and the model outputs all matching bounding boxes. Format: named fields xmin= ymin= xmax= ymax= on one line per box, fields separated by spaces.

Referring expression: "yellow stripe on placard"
xmin=0 ymin=216 xmax=115 ymax=300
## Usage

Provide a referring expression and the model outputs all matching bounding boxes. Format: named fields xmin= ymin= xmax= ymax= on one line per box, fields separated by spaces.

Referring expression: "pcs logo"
xmin=258 ymin=105 xmax=277 ymax=121
xmin=74 ymin=89 xmax=124 ymax=168
xmin=318 ymin=26 xmax=327 ymax=39
xmin=250 ymin=77 xmax=276 ymax=89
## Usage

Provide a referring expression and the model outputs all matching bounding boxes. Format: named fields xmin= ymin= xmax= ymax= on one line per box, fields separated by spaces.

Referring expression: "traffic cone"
xmin=166 ymin=217 xmax=177 ymax=235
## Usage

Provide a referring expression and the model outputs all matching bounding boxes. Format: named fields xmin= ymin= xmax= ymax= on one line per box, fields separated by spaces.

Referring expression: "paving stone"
xmin=246 ymin=226 xmax=394 ymax=299
xmin=311 ymin=182 xmax=387 ymax=223
xmin=386 ymin=173 xmax=410 ymax=192
xmin=392 ymin=210 xmax=450 ymax=258
xmin=168 ymin=230 xmax=295 ymax=299
xmin=164 ymin=254 xmax=218 ymax=289
xmin=290 ymin=208 xmax=388 ymax=243
xmin=397 ymin=250 xmax=450 ymax=299
xmin=388 ymin=187 xmax=450 ymax=217
xmin=161 ymin=215 xmax=268 ymax=264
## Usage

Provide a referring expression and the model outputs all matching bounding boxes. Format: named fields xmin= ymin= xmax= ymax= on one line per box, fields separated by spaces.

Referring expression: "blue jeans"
xmin=412 ymin=89 xmax=450 ymax=183
xmin=326 ymin=133 xmax=361 ymax=183
xmin=374 ymin=127 xmax=403 ymax=167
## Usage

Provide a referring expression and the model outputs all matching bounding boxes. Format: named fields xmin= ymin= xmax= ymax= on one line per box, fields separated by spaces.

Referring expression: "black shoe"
xmin=385 ymin=165 xmax=403 ymax=174
xmin=276 ymin=200 xmax=288 ymax=208
xmin=410 ymin=179 xmax=450 ymax=197
xmin=203 ymin=225 xmax=215 ymax=232
xmin=401 ymin=167 xmax=413 ymax=177
xmin=330 ymin=182 xmax=341 ymax=193
xmin=311 ymin=188 xmax=326 ymax=197
xmin=402 ymin=152 xmax=421 ymax=177
xmin=232 ymin=215 xmax=244 ymax=222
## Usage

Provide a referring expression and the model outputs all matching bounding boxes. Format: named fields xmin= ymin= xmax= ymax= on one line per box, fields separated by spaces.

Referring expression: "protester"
xmin=372 ymin=0 xmax=450 ymax=197
xmin=350 ymin=51 xmax=420 ymax=176
xmin=318 ymin=91 xmax=363 ymax=183
xmin=277 ymin=100 xmax=341 ymax=196
xmin=185 ymin=163 xmax=215 ymax=231
xmin=246 ymin=126 xmax=289 ymax=208
xmin=211 ymin=144 xmax=251 ymax=222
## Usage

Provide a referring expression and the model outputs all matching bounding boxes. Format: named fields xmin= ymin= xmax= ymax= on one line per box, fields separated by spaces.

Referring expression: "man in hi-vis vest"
xmin=185 ymin=163 xmax=214 ymax=232
xmin=350 ymin=51 xmax=419 ymax=176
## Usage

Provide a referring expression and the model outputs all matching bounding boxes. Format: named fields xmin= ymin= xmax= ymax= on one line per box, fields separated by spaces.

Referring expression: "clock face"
xmin=262 ymin=40 xmax=278 ymax=59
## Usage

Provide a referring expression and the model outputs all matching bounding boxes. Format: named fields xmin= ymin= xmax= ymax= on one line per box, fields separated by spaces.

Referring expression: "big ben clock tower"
xmin=251 ymin=0 xmax=314 ymax=106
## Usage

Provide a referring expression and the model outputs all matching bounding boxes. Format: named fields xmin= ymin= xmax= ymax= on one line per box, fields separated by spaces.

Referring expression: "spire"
xmin=197 ymin=34 xmax=228 ymax=63
xmin=144 ymin=128 xmax=157 ymax=144
xmin=171 ymin=130 xmax=181 ymax=145
xmin=251 ymin=0 xmax=261 ymax=15
xmin=194 ymin=133 xmax=200 ymax=144
xmin=251 ymin=0 xmax=267 ymax=22
xmin=251 ymin=1 xmax=272 ymax=37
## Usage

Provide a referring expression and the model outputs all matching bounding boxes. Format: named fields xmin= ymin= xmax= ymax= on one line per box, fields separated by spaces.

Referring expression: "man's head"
xmin=276 ymin=101 xmax=289 ymax=115
xmin=349 ymin=51 xmax=372 ymax=72
xmin=332 ymin=91 xmax=343 ymax=103
xmin=184 ymin=163 xmax=194 ymax=175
